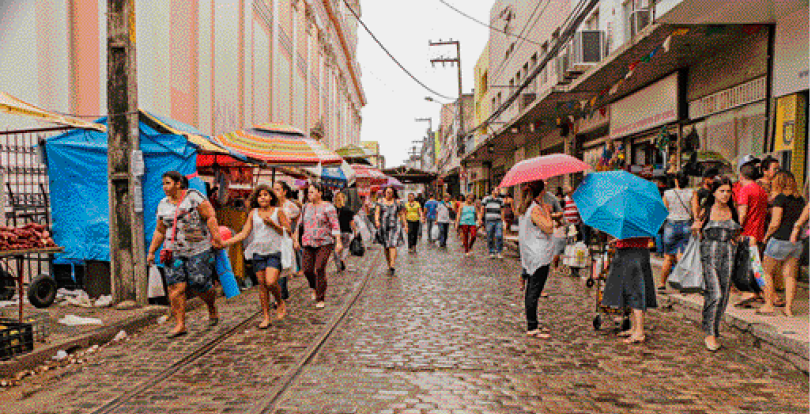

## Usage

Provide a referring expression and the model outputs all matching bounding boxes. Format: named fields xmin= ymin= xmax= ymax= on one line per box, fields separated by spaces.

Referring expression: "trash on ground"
xmin=58 ymin=314 xmax=103 ymax=326
xmin=52 ymin=350 xmax=68 ymax=360
xmin=112 ymin=330 xmax=127 ymax=341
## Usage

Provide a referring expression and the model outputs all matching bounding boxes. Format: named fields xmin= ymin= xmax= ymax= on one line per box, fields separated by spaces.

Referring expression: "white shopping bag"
xmin=148 ymin=265 xmax=166 ymax=298
xmin=431 ymin=224 xmax=440 ymax=241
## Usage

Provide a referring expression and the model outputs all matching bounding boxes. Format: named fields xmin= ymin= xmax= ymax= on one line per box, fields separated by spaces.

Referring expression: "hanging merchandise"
xmin=654 ymin=126 xmax=670 ymax=153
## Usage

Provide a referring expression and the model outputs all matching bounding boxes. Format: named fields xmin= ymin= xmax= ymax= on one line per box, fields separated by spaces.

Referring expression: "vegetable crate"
xmin=0 ymin=318 xmax=34 ymax=360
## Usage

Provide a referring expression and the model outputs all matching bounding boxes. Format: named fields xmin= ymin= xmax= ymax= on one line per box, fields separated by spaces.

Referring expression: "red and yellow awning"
xmin=212 ymin=124 xmax=343 ymax=167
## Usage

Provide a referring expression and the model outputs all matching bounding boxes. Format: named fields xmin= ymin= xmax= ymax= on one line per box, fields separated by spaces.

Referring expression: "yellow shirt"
xmin=405 ymin=201 xmax=421 ymax=222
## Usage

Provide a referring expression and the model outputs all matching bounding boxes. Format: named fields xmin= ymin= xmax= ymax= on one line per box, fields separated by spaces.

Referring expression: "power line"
xmin=465 ymin=0 xmax=601 ymax=139
xmin=341 ymin=0 xmax=455 ymax=101
xmin=437 ymin=0 xmax=541 ymax=46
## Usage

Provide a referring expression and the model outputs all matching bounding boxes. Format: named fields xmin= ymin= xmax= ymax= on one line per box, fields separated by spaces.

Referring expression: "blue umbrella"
xmin=304 ymin=160 xmax=356 ymax=188
xmin=572 ymin=170 xmax=668 ymax=240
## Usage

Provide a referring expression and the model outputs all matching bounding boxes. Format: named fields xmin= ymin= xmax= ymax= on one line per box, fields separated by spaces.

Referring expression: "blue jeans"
xmin=485 ymin=220 xmax=504 ymax=255
xmin=437 ymin=222 xmax=450 ymax=247
xmin=425 ymin=218 xmax=436 ymax=242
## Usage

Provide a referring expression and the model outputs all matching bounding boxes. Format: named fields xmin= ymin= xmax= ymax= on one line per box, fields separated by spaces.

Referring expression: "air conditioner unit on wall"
xmin=629 ymin=9 xmax=650 ymax=38
xmin=571 ymin=30 xmax=605 ymax=66
xmin=555 ymin=47 xmax=571 ymax=85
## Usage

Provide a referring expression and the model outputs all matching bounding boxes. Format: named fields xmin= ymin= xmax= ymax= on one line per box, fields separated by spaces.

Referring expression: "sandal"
xmin=623 ymin=335 xmax=646 ymax=344
xmin=617 ymin=330 xmax=634 ymax=337
xmin=526 ymin=330 xmax=551 ymax=339
xmin=782 ymin=309 xmax=795 ymax=317
xmin=755 ymin=308 xmax=777 ymax=316
xmin=166 ymin=330 xmax=187 ymax=339
xmin=258 ymin=320 xmax=271 ymax=330
xmin=734 ymin=297 xmax=758 ymax=308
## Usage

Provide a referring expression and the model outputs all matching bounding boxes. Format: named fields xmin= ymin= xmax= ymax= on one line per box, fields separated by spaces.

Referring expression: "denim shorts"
xmin=663 ymin=220 xmax=692 ymax=255
xmin=164 ymin=249 xmax=216 ymax=293
xmin=253 ymin=252 xmax=282 ymax=272
xmin=764 ymin=239 xmax=802 ymax=260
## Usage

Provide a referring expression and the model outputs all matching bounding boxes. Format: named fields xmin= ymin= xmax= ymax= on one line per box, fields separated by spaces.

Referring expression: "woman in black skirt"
xmin=601 ymin=236 xmax=657 ymax=344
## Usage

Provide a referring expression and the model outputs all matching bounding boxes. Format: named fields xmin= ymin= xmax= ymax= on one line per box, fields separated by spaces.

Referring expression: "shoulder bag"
xmin=160 ymin=191 xmax=187 ymax=265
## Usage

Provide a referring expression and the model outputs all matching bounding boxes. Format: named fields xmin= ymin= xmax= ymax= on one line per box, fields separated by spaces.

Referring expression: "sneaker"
xmin=315 ymin=301 xmax=325 ymax=308
xmin=489 ymin=254 xmax=496 ymax=259
xmin=497 ymin=253 xmax=504 ymax=259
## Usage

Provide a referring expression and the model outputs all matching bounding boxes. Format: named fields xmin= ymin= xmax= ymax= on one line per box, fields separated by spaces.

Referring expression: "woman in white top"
xmin=519 ymin=180 xmax=555 ymax=339
xmin=659 ymin=172 xmax=695 ymax=290
xmin=274 ymin=181 xmax=301 ymax=300
xmin=226 ymin=185 xmax=290 ymax=329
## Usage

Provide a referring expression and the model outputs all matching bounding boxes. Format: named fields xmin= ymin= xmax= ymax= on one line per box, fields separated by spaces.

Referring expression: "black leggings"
xmin=407 ymin=220 xmax=420 ymax=248
xmin=524 ymin=265 xmax=550 ymax=331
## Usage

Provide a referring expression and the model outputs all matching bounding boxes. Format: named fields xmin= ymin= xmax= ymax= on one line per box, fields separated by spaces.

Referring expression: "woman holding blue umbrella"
xmin=573 ymin=171 xmax=669 ymax=345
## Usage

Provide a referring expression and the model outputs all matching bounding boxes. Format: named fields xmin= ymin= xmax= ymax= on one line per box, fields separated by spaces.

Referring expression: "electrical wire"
xmin=342 ymin=0 xmax=456 ymax=101
xmin=437 ymin=0 xmax=541 ymax=46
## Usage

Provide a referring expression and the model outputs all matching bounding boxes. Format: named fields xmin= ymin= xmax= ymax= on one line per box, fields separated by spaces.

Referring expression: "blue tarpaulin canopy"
xmin=45 ymin=112 xmax=221 ymax=265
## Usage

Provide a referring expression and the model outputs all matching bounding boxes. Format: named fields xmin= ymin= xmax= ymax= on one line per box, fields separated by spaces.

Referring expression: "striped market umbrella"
xmin=212 ymin=123 xmax=343 ymax=167
xmin=336 ymin=144 xmax=374 ymax=159
xmin=351 ymin=164 xmax=387 ymax=185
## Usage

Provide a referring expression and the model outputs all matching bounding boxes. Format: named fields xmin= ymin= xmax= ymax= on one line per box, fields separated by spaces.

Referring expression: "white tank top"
xmin=519 ymin=202 xmax=554 ymax=274
xmin=243 ymin=208 xmax=284 ymax=258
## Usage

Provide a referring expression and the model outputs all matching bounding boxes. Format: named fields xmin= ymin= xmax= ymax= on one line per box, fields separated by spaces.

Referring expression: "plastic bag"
xmin=668 ymin=238 xmax=705 ymax=292
xmin=431 ymin=224 xmax=440 ymax=241
xmin=280 ymin=233 xmax=294 ymax=270
xmin=732 ymin=239 xmax=762 ymax=293
xmin=349 ymin=234 xmax=365 ymax=257
xmin=355 ymin=214 xmax=373 ymax=242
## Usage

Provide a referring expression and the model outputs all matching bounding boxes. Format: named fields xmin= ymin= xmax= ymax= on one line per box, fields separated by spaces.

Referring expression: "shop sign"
xmin=688 ymin=77 xmax=766 ymax=119
xmin=610 ymin=73 xmax=679 ymax=139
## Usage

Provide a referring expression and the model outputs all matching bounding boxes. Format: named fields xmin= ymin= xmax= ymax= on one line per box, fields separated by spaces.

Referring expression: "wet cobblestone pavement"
xmin=3 ymin=234 xmax=808 ymax=413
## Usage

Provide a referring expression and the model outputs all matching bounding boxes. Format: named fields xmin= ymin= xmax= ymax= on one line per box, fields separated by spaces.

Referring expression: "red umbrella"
xmin=498 ymin=154 xmax=591 ymax=188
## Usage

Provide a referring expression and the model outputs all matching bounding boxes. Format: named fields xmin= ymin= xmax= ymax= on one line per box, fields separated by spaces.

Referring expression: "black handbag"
xmin=732 ymin=239 xmax=762 ymax=293
xmin=349 ymin=234 xmax=365 ymax=257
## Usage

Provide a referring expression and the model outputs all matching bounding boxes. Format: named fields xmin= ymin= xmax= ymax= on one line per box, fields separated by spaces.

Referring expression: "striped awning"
xmin=336 ymin=144 xmax=374 ymax=159
xmin=0 ymin=92 xmax=106 ymax=132
xmin=351 ymin=164 xmax=387 ymax=185
xmin=213 ymin=124 xmax=343 ymax=167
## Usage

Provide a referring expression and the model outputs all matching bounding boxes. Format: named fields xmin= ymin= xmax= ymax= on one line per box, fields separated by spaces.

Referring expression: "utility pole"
xmin=429 ymin=39 xmax=464 ymax=156
xmin=107 ymin=0 xmax=147 ymax=306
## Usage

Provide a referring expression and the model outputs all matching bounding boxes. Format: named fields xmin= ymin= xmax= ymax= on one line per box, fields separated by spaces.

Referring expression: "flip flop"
xmin=623 ymin=335 xmax=645 ymax=344
xmin=208 ymin=318 xmax=220 ymax=327
xmin=258 ymin=321 xmax=271 ymax=330
xmin=734 ymin=297 xmax=758 ymax=308
xmin=617 ymin=330 xmax=634 ymax=337
xmin=755 ymin=308 xmax=776 ymax=316
xmin=166 ymin=330 xmax=187 ymax=339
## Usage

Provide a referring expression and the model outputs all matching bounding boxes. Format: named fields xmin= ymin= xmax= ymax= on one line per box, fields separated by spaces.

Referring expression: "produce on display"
xmin=0 ymin=223 xmax=57 ymax=251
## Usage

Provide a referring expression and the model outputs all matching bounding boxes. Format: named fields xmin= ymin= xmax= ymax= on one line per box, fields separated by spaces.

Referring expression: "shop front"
xmin=610 ymin=72 xmax=682 ymax=180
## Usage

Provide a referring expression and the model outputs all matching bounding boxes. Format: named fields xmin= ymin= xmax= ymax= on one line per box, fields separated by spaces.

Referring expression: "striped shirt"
xmin=563 ymin=196 xmax=581 ymax=225
xmin=481 ymin=196 xmax=504 ymax=222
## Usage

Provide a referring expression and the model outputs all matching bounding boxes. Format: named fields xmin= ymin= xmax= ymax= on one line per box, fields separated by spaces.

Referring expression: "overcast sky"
xmin=357 ymin=0 xmax=492 ymax=167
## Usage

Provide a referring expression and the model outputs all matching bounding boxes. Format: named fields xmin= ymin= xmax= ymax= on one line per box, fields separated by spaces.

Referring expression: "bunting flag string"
xmin=542 ymin=28 xmax=691 ymax=126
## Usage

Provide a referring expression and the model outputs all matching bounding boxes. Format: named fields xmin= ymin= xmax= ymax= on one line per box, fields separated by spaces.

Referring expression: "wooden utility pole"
xmin=429 ymin=39 xmax=464 ymax=155
xmin=107 ymin=0 xmax=147 ymax=305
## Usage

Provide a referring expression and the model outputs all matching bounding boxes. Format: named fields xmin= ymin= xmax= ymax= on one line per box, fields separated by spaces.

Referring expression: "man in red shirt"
xmin=734 ymin=155 xmax=769 ymax=246
xmin=733 ymin=155 xmax=769 ymax=307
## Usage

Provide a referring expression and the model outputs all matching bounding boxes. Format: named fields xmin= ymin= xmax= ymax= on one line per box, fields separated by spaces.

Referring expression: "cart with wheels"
xmin=585 ymin=242 xmax=631 ymax=332
xmin=0 ymin=247 xmax=64 ymax=322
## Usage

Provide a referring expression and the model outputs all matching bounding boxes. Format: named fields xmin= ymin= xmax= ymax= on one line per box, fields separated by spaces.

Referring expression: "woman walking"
xmin=293 ymin=183 xmax=343 ymax=308
xmin=759 ymin=171 xmax=805 ymax=317
xmin=274 ymin=181 xmax=300 ymax=300
xmin=659 ymin=172 xmax=695 ymax=290
xmin=225 ymin=185 xmax=290 ymax=328
xmin=147 ymin=171 xmax=225 ymax=338
xmin=692 ymin=177 xmax=741 ymax=351
xmin=519 ymin=181 xmax=554 ymax=339
xmin=405 ymin=193 xmax=423 ymax=252
xmin=376 ymin=187 xmax=407 ymax=274
xmin=333 ymin=192 xmax=356 ymax=272
xmin=455 ymin=194 xmax=480 ymax=256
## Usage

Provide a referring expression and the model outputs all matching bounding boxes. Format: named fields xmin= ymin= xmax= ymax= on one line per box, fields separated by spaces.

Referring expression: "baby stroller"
xmin=585 ymin=240 xmax=631 ymax=332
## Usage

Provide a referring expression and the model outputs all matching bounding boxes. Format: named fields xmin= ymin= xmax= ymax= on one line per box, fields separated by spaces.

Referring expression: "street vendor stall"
xmin=43 ymin=110 xmax=242 ymax=299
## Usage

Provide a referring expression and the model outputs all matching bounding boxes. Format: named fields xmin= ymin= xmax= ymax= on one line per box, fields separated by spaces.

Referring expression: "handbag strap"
xmin=169 ymin=190 xmax=188 ymax=247
xmin=672 ymin=189 xmax=693 ymax=220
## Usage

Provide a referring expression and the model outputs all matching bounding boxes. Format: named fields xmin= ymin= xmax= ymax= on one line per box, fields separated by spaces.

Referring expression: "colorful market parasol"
xmin=303 ymin=160 xmax=356 ymax=188
xmin=336 ymin=144 xmax=375 ymax=159
xmin=351 ymin=164 xmax=388 ymax=185
xmin=498 ymin=154 xmax=591 ymax=188
xmin=212 ymin=123 xmax=343 ymax=167
xmin=385 ymin=176 xmax=405 ymax=190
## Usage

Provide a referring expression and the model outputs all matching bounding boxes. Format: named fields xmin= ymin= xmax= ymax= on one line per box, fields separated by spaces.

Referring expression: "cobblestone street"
xmin=3 ymin=234 xmax=808 ymax=414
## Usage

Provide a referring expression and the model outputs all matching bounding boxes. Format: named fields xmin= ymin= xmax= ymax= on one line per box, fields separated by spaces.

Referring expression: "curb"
xmin=504 ymin=239 xmax=809 ymax=373
xmin=0 ymin=294 xmax=212 ymax=378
